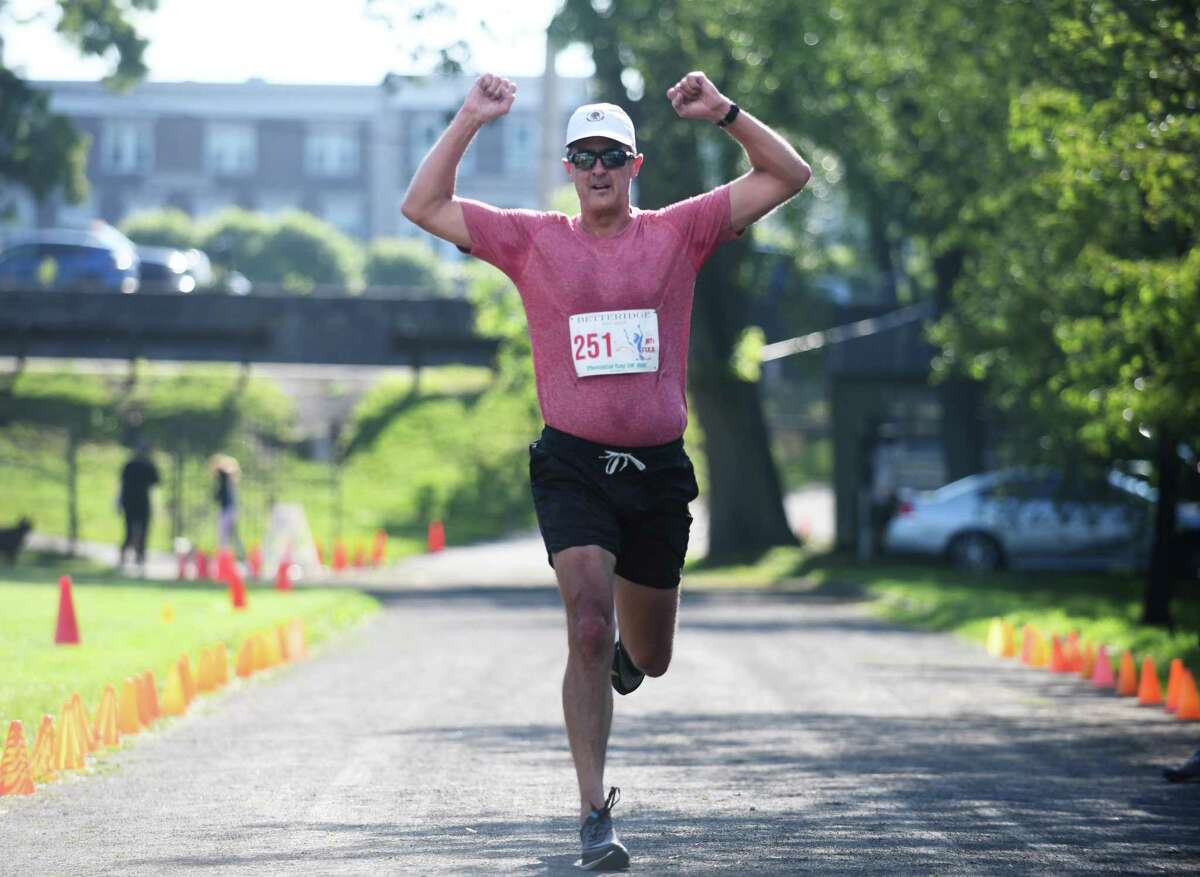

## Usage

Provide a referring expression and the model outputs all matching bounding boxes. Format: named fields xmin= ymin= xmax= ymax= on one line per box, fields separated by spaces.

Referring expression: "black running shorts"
xmin=528 ymin=424 xmax=700 ymax=589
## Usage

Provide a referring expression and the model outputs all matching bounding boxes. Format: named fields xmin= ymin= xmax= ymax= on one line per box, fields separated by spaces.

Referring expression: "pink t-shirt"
xmin=461 ymin=185 xmax=738 ymax=446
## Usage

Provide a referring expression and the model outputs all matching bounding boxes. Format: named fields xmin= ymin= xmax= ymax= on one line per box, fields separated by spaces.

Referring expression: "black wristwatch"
xmin=716 ymin=102 xmax=740 ymax=128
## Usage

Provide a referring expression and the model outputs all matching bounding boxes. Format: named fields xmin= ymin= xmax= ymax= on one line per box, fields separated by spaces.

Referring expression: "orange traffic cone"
xmin=214 ymin=642 xmax=230 ymax=687
xmin=1116 ymin=651 xmax=1138 ymax=696
xmin=196 ymin=647 xmax=214 ymax=693
xmin=248 ymin=544 xmax=263 ymax=579
xmin=1166 ymin=658 xmax=1185 ymax=712
xmin=1137 ymin=657 xmax=1163 ymax=706
xmin=70 ymin=693 xmax=97 ymax=754
xmin=332 ymin=541 xmax=348 ymax=571
xmin=52 ymin=701 xmax=81 ymax=771
xmin=371 ymin=529 xmax=387 ymax=566
xmin=1092 ymin=645 xmax=1115 ymax=687
xmin=29 ymin=715 xmax=56 ymax=782
xmin=427 ymin=520 xmax=446 ymax=553
xmin=118 ymin=678 xmax=141 ymax=734
xmin=178 ymin=654 xmax=197 ymax=704
xmin=1176 ymin=670 xmax=1200 ymax=721
xmin=195 ymin=550 xmax=210 ymax=581
xmin=314 ymin=540 xmax=326 ymax=567
xmin=252 ymin=633 xmax=270 ymax=671
xmin=1064 ymin=633 xmax=1082 ymax=673
xmin=286 ymin=618 xmax=307 ymax=660
xmin=1049 ymin=636 xmax=1070 ymax=672
xmin=275 ymin=560 xmax=292 ymax=591
xmin=54 ymin=574 xmax=81 ymax=644
xmin=353 ymin=544 xmax=366 ymax=568
xmin=236 ymin=638 xmax=255 ymax=678
xmin=95 ymin=685 xmax=120 ymax=748
xmin=1079 ymin=641 xmax=1096 ymax=680
xmin=133 ymin=675 xmax=154 ymax=727
xmin=141 ymin=670 xmax=161 ymax=723
xmin=0 ymin=720 xmax=35 ymax=796
xmin=986 ymin=619 xmax=1005 ymax=657
xmin=160 ymin=663 xmax=187 ymax=716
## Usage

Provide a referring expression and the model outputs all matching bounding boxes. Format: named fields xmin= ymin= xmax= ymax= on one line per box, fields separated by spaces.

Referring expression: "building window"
xmin=408 ymin=112 xmax=473 ymax=175
xmin=100 ymin=120 xmax=153 ymax=174
xmin=305 ymin=124 xmax=360 ymax=177
xmin=206 ymin=122 xmax=257 ymax=176
xmin=321 ymin=193 xmax=365 ymax=239
xmin=505 ymin=114 xmax=537 ymax=172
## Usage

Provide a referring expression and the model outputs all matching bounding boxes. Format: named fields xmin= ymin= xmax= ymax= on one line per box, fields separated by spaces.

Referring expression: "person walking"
xmin=209 ymin=454 xmax=244 ymax=559
xmin=402 ymin=70 xmax=810 ymax=869
xmin=117 ymin=439 xmax=160 ymax=573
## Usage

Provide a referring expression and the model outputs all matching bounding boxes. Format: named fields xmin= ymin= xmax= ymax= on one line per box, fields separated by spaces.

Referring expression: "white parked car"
xmin=883 ymin=468 xmax=1200 ymax=573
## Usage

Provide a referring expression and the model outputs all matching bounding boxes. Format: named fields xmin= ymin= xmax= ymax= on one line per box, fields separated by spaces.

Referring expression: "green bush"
xmin=199 ymin=209 xmax=362 ymax=293
xmin=119 ymin=208 xmax=199 ymax=250
xmin=364 ymin=237 xmax=451 ymax=294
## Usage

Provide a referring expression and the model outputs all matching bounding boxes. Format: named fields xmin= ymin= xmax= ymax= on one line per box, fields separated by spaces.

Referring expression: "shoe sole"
xmin=577 ymin=844 xmax=630 ymax=871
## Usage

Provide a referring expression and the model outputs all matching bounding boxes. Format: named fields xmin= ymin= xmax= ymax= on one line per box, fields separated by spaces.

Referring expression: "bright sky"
xmin=0 ymin=0 xmax=594 ymax=83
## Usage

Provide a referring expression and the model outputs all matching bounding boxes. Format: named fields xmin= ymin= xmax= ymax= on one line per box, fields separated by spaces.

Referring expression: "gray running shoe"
xmin=578 ymin=787 xmax=630 ymax=871
xmin=611 ymin=640 xmax=644 ymax=696
xmin=1163 ymin=748 xmax=1200 ymax=783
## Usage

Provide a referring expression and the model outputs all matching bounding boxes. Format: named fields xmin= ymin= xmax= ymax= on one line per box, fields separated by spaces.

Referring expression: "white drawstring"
xmin=599 ymin=451 xmax=646 ymax=474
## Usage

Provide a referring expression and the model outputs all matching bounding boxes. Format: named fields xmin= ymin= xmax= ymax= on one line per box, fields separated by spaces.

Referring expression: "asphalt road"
xmin=2 ymin=576 xmax=1198 ymax=875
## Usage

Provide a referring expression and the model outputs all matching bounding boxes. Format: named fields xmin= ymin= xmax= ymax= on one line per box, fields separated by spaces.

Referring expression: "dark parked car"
xmin=136 ymin=246 xmax=215 ymax=294
xmin=0 ymin=226 xmax=139 ymax=294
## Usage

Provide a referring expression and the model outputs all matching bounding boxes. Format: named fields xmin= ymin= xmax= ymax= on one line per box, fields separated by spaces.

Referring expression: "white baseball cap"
xmin=564 ymin=103 xmax=636 ymax=152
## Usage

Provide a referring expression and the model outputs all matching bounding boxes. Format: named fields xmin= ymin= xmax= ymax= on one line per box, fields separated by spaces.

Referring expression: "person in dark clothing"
xmin=210 ymin=454 xmax=244 ymax=558
xmin=118 ymin=440 xmax=160 ymax=571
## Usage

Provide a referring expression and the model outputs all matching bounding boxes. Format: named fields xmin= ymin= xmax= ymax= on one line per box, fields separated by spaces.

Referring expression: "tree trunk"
xmin=66 ymin=429 xmax=79 ymax=555
xmin=689 ymin=243 xmax=795 ymax=563
xmin=932 ymin=248 xmax=984 ymax=481
xmin=171 ymin=448 xmax=184 ymax=541
xmin=1141 ymin=429 xmax=1180 ymax=627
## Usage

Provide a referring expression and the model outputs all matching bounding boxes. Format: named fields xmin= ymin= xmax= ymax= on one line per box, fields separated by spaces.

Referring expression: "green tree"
xmin=0 ymin=0 xmax=157 ymax=205
xmin=364 ymin=237 xmax=451 ymax=294
xmin=200 ymin=209 xmax=363 ymax=293
xmin=932 ymin=0 xmax=1200 ymax=626
xmin=119 ymin=207 xmax=199 ymax=249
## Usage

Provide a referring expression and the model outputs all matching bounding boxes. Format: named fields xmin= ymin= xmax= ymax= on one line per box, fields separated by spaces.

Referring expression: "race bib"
xmin=569 ymin=309 xmax=660 ymax=377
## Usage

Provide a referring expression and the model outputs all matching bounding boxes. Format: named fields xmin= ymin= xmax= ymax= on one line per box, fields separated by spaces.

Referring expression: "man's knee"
xmin=556 ymin=547 xmax=617 ymax=664
xmin=569 ymin=609 xmax=614 ymax=664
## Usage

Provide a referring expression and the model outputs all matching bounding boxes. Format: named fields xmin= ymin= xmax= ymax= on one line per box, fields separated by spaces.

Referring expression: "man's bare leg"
xmin=614 ymin=575 xmax=681 ymax=678
xmin=554 ymin=545 xmax=618 ymax=822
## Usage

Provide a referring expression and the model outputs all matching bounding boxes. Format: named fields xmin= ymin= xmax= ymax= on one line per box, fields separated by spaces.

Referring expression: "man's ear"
xmin=631 ymin=154 xmax=645 ymax=178
xmin=562 ymin=157 xmax=573 ymax=178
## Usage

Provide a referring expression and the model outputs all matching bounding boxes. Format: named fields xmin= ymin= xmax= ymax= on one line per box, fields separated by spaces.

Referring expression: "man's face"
xmin=563 ymin=137 xmax=643 ymax=212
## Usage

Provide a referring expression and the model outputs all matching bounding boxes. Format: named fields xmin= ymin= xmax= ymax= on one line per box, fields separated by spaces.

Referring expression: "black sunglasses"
xmin=567 ymin=148 xmax=636 ymax=170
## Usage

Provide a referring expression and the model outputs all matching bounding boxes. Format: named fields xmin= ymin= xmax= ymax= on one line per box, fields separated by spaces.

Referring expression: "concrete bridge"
xmin=0 ymin=291 xmax=498 ymax=367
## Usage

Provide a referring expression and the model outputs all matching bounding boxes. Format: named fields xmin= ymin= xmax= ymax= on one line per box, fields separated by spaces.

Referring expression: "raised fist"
xmin=463 ymin=74 xmax=517 ymax=123
xmin=666 ymin=71 xmax=730 ymax=123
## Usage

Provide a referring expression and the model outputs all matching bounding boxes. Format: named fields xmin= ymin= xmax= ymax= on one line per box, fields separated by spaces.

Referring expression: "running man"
xmin=402 ymin=70 xmax=810 ymax=870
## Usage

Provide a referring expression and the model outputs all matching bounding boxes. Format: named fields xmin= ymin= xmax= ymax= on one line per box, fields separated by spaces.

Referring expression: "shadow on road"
xmin=121 ymin=702 xmax=1200 ymax=874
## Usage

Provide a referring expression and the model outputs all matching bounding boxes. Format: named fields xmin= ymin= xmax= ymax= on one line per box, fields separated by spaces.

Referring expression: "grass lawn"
xmin=684 ymin=546 xmax=1200 ymax=679
xmin=0 ymin=555 xmax=380 ymax=735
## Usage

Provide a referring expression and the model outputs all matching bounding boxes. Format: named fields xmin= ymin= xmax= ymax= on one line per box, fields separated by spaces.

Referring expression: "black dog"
xmin=0 ymin=517 xmax=32 ymax=563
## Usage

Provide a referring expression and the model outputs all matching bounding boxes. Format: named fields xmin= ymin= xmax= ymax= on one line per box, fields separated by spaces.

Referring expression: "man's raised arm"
xmin=667 ymin=72 xmax=811 ymax=231
xmin=400 ymin=74 xmax=517 ymax=250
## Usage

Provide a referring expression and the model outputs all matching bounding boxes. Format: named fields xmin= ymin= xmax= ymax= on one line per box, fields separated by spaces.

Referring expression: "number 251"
xmin=573 ymin=332 xmax=612 ymax=360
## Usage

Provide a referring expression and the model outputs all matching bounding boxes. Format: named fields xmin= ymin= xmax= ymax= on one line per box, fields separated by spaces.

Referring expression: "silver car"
xmin=883 ymin=468 xmax=1200 ymax=573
